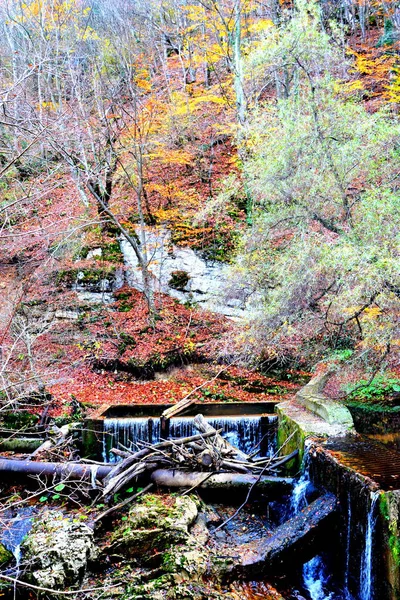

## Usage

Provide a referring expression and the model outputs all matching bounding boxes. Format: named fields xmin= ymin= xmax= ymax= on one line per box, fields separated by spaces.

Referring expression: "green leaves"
xmin=234 ymin=0 xmax=400 ymax=363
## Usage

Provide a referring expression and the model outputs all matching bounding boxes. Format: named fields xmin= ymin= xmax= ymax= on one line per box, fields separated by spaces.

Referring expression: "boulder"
xmin=109 ymin=494 xmax=198 ymax=556
xmin=22 ymin=511 xmax=95 ymax=589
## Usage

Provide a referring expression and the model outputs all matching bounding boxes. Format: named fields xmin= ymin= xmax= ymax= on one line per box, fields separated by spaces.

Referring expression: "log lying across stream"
xmin=0 ymin=458 xmax=112 ymax=480
xmin=232 ymin=493 xmax=338 ymax=578
xmin=151 ymin=469 xmax=294 ymax=492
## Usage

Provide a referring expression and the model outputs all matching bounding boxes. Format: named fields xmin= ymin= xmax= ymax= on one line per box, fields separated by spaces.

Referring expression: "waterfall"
xmin=303 ymin=555 xmax=334 ymax=600
xmin=344 ymin=491 xmax=352 ymax=600
xmin=291 ymin=443 xmax=312 ymax=515
xmin=360 ymin=491 xmax=380 ymax=600
xmin=103 ymin=417 xmax=161 ymax=462
xmin=103 ymin=415 xmax=277 ymax=463
xmin=291 ymin=470 xmax=311 ymax=514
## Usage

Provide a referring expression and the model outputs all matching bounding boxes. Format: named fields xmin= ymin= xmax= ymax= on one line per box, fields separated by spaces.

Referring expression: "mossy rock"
xmin=126 ymin=576 xmax=229 ymax=600
xmin=22 ymin=511 xmax=95 ymax=589
xmin=101 ymin=241 xmax=124 ymax=263
xmin=102 ymin=495 xmax=235 ymax=600
xmin=55 ymin=267 xmax=116 ymax=290
xmin=110 ymin=495 xmax=198 ymax=557
xmin=0 ymin=544 xmax=12 ymax=565
xmin=111 ymin=494 xmax=197 ymax=556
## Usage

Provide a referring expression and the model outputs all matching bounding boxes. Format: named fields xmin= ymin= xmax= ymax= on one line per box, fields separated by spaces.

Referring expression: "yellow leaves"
xmin=383 ymin=67 xmax=400 ymax=103
xmin=136 ymin=78 xmax=152 ymax=92
xmin=362 ymin=306 xmax=383 ymax=320
xmin=246 ymin=19 xmax=274 ymax=35
xmin=189 ymin=93 xmax=227 ymax=107
xmin=168 ymin=90 xmax=227 ymax=120
xmin=348 ymin=47 xmax=395 ymax=77
xmin=347 ymin=46 xmax=397 ymax=104
xmin=135 ymin=69 xmax=152 ymax=92
xmin=148 ymin=148 xmax=194 ymax=166
xmin=39 ymin=101 xmax=58 ymax=110
xmin=17 ymin=0 xmax=93 ymax=38
xmin=338 ymin=79 xmax=365 ymax=93
xmin=182 ymin=4 xmax=206 ymax=21
xmin=82 ymin=26 xmax=99 ymax=42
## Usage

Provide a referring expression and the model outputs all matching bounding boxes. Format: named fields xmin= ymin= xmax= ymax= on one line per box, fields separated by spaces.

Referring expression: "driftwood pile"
xmin=102 ymin=414 xmax=297 ymax=500
xmin=0 ymin=413 xmax=297 ymax=511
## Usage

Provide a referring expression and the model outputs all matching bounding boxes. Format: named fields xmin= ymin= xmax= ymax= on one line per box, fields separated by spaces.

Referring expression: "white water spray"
xmin=291 ymin=442 xmax=312 ymax=515
xmin=303 ymin=555 xmax=334 ymax=600
xmin=360 ymin=490 xmax=380 ymax=600
xmin=344 ymin=491 xmax=352 ymax=600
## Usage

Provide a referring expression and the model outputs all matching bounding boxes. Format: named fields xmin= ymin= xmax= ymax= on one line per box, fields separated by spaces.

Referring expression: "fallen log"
xmin=193 ymin=414 xmax=249 ymax=461
xmin=0 ymin=458 xmax=112 ymax=480
xmin=232 ymin=493 xmax=338 ymax=578
xmin=0 ymin=438 xmax=43 ymax=453
xmin=28 ymin=422 xmax=81 ymax=461
xmin=151 ymin=469 xmax=294 ymax=493
xmin=102 ymin=429 xmax=222 ymax=488
xmin=0 ymin=457 xmax=294 ymax=497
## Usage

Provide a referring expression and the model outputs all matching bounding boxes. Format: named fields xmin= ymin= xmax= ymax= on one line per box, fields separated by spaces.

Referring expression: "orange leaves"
xmin=149 ymin=148 xmax=194 ymax=167
xmin=134 ymin=68 xmax=152 ymax=92
xmin=346 ymin=38 xmax=400 ymax=106
xmin=349 ymin=48 xmax=396 ymax=78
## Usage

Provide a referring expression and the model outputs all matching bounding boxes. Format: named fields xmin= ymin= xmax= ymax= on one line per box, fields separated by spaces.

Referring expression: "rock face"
xmin=22 ymin=511 xmax=95 ymax=589
xmin=120 ymin=227 xmax=249 ymax=317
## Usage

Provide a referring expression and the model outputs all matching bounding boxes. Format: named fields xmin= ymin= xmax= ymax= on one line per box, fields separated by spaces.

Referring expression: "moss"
xmin=118 ymin=333 xmax=137 ymax=354
xmin=55 ymin=267 xmax=116 ymax=288
xmin=380 ymin=491 xmax=400 ymax=598
xmin=0 ymin=544 xmax=12 ymax=565
xmin=115 ymin=290 xmax=135 ymax=312
xmin=110 ymin=495 xmax=198 ymax=557
xmin=346 ymin=401 xmax=400 ymax=414
xmin=1 ymin=410 xmax=39 ymax=430
xmin=55 ymin=268 xmax=79 ymax=286
xmin=101 ymin=241 xmax=124 ymax=263
xmin=276 ymin=411 xmax=305 ymax=473
xmin=381 ymin=493 xmax=400 ymax=566
xmin=168 ymin=270 xmax=190 ymax=291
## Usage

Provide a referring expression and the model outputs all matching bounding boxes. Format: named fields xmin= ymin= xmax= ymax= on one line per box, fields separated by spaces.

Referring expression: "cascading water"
xmin=102 ymin=415 xmax=277 ymax=463
xmin=103 ymin=417 xmax=161 ymax=462
xmin=303 ymin=555 xmax=334 ymax=600
xmin=359 ymin=491 xmax=380 ymax=600
xmin=344 ymin=491 xmax=352 ymax=600
xmin=291 ymin=442 xmax=313 ymax=516
xmin=291 ymin=469 xmax=311 ymax=515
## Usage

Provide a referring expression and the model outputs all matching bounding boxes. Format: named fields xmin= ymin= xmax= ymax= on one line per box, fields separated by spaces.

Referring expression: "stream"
xmin=100 ymin=416 xmax=381 ymax=600
xmin=0 ymin=506 xmax=35 ymax=576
